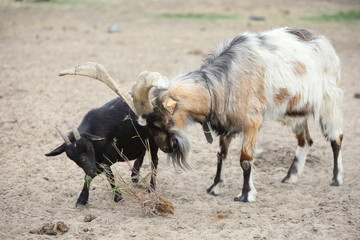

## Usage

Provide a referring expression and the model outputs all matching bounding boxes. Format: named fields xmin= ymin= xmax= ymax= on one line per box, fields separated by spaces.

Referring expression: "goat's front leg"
xmin=76 ymin=175 xmax=93 ymax=206
xmin=103 ymin=165 xmax=122 ymax=202
xmin=234 ymin=120 xmax=261 ymax=202
xmin=207 ymin=135 xmax=233 ymax=196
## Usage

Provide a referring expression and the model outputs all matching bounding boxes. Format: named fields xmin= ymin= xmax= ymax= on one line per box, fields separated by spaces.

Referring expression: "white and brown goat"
xmin=61 ymin=27 xmax=344 ymax=202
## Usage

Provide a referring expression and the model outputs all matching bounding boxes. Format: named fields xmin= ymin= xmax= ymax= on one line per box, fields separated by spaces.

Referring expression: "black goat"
xmin=45 ymin=97 xmax=159 ymax=206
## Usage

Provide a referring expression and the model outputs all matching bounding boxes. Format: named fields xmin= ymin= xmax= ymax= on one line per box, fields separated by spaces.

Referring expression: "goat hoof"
xmin=206 ymin=181 xmax=224 ymax=196
xmin=281 ymin=174 xmax=298 ymax=184
xmin=330 ymin=179 xmax=341 ymax=186
xmin=131 ymin=176 xmax=139 ymax=183
xmin=206 ymin=185 xmax=218 ymax=196
xmin=207 ymin=189 xmax=218 ymax=196
xmin=114 ymin=194 xmax=123 ymax=202
xmin=76 ymin=201 xmax=87 ymax=207
xmin=281 ymin=176 xmax=289 ymax=183
xmin=234 ymin=195 xmax=249 ymax=202
xmin=206 ymin=185 xmax=214 ymax=193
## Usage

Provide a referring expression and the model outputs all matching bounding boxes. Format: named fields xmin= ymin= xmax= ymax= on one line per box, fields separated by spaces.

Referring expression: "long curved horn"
xmin=131 ymin=71 xmax=169 ymax=116
xmin=59 ymin=62 xmax=137 ymax=114
xmin=72 ymin=121 xmax=81 ymax=141
xmin=55 ymin=126 xmax=71 ymax=145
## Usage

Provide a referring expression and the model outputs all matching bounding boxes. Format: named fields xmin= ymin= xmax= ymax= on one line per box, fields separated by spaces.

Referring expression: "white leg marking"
xmin=211 ymin=181 xmax=225 ymax=195
xmin=235 ymin=169 xmax=257 ymax=202
xmin=247 ymin=171 xmax=257 ymax=202
xmin=295 ymin=144 xmax=309 ymax=176
xmin=285 ymin=144 xmax=310 ymax=183
xmin=334 ymin=151 xmax=343 ymax=185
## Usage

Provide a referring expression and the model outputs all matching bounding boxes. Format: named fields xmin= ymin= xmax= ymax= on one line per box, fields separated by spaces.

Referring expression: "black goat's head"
xmin=45 ymin=123 xmax=104 ymax=178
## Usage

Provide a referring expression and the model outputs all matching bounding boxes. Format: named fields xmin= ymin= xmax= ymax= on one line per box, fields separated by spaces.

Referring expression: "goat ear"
xmin=163 ymin=98 xmax=177 ymax=115
xmin=83 ymin=133 xmax=105 ymax=141
xmin=45 ymin=144 xmax=66 ymax=157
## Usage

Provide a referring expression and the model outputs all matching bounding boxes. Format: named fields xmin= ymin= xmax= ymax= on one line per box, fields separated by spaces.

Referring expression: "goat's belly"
xmin=276 ymin=115 xmax=308 ymax=127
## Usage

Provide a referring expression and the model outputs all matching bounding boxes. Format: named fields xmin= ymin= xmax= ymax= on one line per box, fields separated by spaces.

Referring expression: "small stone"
xmin=108 ymin=24 xmax=121 ymax=33
xmin=56 ymin=221 xmax=68 ymax=233
xmin=354 ymin=93 xmax=360 ymax=99
xmin=84 ymin=214 xmax=96 ymax=222
xmin=249 ymin=15 xmax=266 ymax=21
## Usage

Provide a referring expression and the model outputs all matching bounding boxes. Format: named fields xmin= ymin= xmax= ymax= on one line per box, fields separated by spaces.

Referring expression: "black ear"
xmin=83 ymin=133 xmax=105 ymax=142
xmin=45 ymin=144 xmax=66 ymax=157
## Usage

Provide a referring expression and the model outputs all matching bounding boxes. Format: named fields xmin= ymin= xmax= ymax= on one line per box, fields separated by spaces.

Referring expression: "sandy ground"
xmin=1 ymin=0 xmax=360 ymax=239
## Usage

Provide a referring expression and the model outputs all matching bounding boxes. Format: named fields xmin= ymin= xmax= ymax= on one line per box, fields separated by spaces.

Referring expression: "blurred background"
xmin=0 ymin=1 xmax=359 ymax=239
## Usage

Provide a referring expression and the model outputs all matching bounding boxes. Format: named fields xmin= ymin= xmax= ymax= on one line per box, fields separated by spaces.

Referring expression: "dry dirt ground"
xmin=1 ymin=0 xmax=360 ymax=239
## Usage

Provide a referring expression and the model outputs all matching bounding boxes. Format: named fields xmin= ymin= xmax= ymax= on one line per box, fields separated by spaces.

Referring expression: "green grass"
xmin=158 ymin=12 xmax=238 ymax=21
xmin=24 ymin=0 xmax=98 ymax=6
xmin=302 ymin=10 xmax=360 ymax=22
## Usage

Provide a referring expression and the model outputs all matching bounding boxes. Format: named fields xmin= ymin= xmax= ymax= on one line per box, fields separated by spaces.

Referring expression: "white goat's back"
xmin=246 ymin=28 xmax=342 ymax=127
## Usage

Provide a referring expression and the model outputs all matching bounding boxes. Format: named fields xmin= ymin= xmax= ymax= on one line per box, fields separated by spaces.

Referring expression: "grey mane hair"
xmin=167 ymin=130 xmax=191 ymax=170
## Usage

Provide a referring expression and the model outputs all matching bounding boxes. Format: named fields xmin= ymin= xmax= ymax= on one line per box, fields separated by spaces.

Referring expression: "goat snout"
xmin=84 ymin=168 xmax=97 ymax=178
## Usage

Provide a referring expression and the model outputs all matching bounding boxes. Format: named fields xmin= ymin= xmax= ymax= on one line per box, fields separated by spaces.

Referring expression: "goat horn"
xmin=72 ymin=121 xmax=81 ymax=141
xmin=55 ymin=126 xmax=71 ymax=145
xmin=59 ymin=62 xmax=137 ymax=115
xmin=131 ymin=71 xmax=169 ymax=116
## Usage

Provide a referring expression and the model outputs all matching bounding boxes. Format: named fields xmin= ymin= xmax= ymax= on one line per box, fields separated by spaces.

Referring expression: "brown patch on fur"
xmin=296 ymin=132 xmax=306 ymax=147
xmin=293 ymin=121 xmax=313 ymax=146
xmin=171 ymin=109 xmax=188 ymax=129
xmin=241 ymin=115 xmax=262 ymax=162
xmin=255 ymin=82 xmax=266 ymax=106
xmin=240 ymin=152 xmax=252 ymax=161
xmin=286 ymin=101 xmax=310 ymax=117
xmin=167 ymin=82 xmax=211 ymax=127
xmin=292 ymin=61 xmax=307 ymax=76
xmin=287 ymin=93 xmax=301 ymax=111
xmin=239 ymin=66 xmax=266 ymax=125
xmin=274 ymin=88 xmax=291 ymax=104
xmin=331 ymin=135 xmax=343 ymax=157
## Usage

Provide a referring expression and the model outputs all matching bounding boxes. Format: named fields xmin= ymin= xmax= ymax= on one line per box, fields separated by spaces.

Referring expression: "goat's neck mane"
xmin=177 ymin=70 xmax=238 ymax=136
xmin=168 ymin=72 xmax=211 ymax=124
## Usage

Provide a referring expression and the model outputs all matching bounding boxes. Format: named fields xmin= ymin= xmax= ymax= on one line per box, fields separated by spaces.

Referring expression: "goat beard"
xmin=167 ymin=131 xmax=191 ymax=170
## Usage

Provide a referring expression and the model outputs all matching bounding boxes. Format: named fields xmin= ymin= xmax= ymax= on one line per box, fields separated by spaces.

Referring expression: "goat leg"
xmin=76 ymin=175 xmax=93 ymax=206
xmin=103 ymin=165 xmax=122 ymax=202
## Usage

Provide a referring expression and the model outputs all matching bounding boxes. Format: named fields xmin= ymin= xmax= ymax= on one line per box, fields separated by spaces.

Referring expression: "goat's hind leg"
xmin=320 ymin=117 xmax=343 ymax=186
xmin=131 ymin=152 xmax=145 ymax=183
xmin=207 ymin=135 xmax=233 ymax=196
xmin=330 ymin=135 xmax=343 ymax=186
xmin=282 ymin=120 xmax=313 ymax=183
xmin=103 ymin=165 xmax=122 ymax=202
